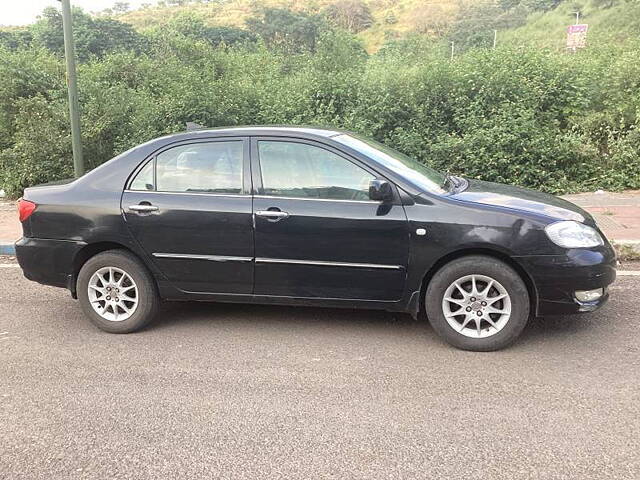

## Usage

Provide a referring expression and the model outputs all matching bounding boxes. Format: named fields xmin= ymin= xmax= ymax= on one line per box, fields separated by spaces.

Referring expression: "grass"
xmin=117 ymin=0 xmax=463 ymax=52
xmin=500 ymin=0 xmax=640 ymax=50
xmin=114 ymin=0 xmax=640 ymax=52
xmin=612 ymin=242 xmax=640 ymax=262
xmin=112 ymin=0 xmax=640 ymax=52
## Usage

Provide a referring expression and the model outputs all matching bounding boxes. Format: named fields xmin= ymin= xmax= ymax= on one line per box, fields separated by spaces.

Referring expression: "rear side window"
xmin=258 ymin=141 xmax=374 ymax=201
xmin=129 ymin=160 xmax=154 ymax=191
xmin=130 ymin=141 xmax=244 ymax=194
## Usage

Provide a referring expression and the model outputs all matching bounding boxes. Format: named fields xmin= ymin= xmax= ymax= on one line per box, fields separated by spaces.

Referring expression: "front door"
xmin=252 ymin=138 xmax=409 ymax=301
xmin=122 ymin=138 xmax=254 ymax=294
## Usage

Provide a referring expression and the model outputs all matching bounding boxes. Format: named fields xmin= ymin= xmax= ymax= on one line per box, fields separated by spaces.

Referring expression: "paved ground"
xmin=0 ymin=201 xmax=20 ymax=244
xmin=1 ymin=262 xmax=638 ymax=479
xmin=563 ymin=190 xmax=640 ymax=243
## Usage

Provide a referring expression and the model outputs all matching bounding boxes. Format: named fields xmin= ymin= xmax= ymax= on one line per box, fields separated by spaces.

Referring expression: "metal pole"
xmin=450 ymin=41 xmax=454 ymax=60
xmin=59 ymin=0 xmax=84 ymax=177
xmin=493 ymin=29 xmax=497 ymax=49
xmin=574 ymin=11 xmax=580 ymax=24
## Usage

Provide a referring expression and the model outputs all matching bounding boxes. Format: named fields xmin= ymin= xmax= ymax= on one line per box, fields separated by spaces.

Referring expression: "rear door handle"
xmin=255 ymin=210 xmax=289 ymax=220
xmin=128 ymin=204 xmax=159 ymax=213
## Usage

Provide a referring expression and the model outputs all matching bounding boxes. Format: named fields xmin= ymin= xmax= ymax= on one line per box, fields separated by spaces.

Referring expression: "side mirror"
xmin=369 ymin=179 xmax=393 ymax=202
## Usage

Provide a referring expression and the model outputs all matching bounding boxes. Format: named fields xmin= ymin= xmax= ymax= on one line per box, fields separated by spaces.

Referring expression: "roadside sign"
xmin=567 ymin=24 xmax=588 ymax=50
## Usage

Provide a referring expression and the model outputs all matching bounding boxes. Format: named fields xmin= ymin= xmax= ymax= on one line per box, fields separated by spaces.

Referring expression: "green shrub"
xmin=0 ymin=96 xmax=72 ymax=198
xmin=2 ymin=19 xmax=640 ymax=198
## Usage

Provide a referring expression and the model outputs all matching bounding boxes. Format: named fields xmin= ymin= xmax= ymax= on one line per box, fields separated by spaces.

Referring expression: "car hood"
xmin=448 ymin=179 xmax=590 ymax=223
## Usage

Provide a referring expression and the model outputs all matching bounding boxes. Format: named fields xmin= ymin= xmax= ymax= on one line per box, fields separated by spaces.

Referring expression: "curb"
xmin=612 ymin=240 xmax=640 ymax=246
xmin=611 ymin=240 xmax=640 ymax=259
xmin=0 ymin=243 xmax=15 ymax=255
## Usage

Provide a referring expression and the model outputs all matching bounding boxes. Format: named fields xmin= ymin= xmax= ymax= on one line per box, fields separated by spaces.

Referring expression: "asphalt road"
xmin=1 ymin=264 xmax=639 ymax=480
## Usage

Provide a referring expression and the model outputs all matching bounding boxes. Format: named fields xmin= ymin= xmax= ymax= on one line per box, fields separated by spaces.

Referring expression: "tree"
xmin=203 ymin=26 xmax=256 ymax=47
xmin=112 ymin=2 xmax=131 ymax=14
xmin=324 ymin=0 xmax=374 ymax=33
xmin=166 ymin=12 xmax=256 ymax=47
xmin=0 ymin=29 xmax=33 ymax=50
xmin=246 ymin=8 xmax=325 ymax=53
xmin=92 ymin=18 xmax=143 ymax=54
xmin=30 ymin=6 xmax=142 ymax=61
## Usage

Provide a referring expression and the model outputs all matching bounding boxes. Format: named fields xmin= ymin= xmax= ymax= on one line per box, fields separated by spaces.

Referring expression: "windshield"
xmin=333 ymin=134 xmax=447 ymax=194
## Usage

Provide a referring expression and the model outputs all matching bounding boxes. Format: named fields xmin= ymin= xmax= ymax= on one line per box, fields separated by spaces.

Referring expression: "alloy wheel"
xmin=87 ymin=266 xmax=139 ymax=322
xmin=441 ymin=274 xmax=512 ymax=338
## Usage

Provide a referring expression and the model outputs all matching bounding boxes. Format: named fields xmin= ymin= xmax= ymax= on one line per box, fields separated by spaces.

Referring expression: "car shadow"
xmin=144 ymin=299 xmax=605 ymax=351
xmin=143 ymin=300 xmax=447 ymax=348
xmin=150 ymin=300 xmax=420 ymax=331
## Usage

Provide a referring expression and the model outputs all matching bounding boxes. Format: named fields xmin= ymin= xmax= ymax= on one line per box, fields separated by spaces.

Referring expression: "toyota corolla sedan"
xmin=15 ymin=127 xmax=616 ymax=351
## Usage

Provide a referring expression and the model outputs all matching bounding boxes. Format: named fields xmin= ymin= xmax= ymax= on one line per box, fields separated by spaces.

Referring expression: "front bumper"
xmin=515 ymin=246 xmax=616 ymax=316
xmin=15 ymin=237 xmax=86 ymax=290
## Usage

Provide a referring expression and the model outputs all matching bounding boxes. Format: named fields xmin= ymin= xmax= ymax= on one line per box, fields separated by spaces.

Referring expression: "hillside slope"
xmin=501 ymin=0 xmax=640 ymax=50
xmin=118 ymin=0 xmax=464 ymax=52
xmin=116 ymin=0 xmax=640 ymax=52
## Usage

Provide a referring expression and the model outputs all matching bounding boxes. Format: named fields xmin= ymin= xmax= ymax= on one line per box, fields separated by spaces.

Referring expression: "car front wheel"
xmin=77 ymin=249 xmax=159 ymax=333
xmin=425 ymin=255 xmax=530 ymax=351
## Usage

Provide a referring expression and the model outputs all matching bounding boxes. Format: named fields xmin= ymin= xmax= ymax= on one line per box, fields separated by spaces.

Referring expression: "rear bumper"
xmin=15 ymin=237 xmax=86 ymax=290
xmin=515 ymin=246 xmax=616 ymax=316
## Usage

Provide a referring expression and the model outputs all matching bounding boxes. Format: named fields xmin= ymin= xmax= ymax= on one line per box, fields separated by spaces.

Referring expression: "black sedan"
xmin=15 ymin=127 xmax=616 ymax=351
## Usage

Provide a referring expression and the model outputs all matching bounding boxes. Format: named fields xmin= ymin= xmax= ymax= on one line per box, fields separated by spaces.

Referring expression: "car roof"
xmin=72 ymin=125 xmax=424 ymax=198
xmin=162 ymin=126 xmax=344 ymax=141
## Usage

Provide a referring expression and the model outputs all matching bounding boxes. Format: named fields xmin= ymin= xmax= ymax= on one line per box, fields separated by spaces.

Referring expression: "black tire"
xmin=425 ymin=255 xmax=530 ymax=351
xmin=77 ymin=249 xmax=159 ymax=333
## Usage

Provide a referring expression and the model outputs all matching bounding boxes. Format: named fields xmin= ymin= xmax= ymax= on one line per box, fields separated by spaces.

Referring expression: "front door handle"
xmin=128 ymin=204 xmax=159 ymax=213
xmin=255 ymin=210 xmax=289 ymax=221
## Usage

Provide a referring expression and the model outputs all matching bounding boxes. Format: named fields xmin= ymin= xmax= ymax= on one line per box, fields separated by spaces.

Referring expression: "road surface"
xmin=1 ymin=263 xmax=638 ymax=479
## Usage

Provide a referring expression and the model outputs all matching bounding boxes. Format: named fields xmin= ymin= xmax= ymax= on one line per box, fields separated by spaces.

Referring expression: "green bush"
xmin=1 ymin=16 xmax=640 ymax=199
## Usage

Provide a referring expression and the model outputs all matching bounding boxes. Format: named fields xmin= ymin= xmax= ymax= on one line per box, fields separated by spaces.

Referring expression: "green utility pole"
xmin=59 ymin=0 xmax=84 ymax=177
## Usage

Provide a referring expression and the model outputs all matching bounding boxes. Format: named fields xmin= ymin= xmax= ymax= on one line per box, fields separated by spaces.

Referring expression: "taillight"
xmin=18 ymin=199 xmax=37 ymax=222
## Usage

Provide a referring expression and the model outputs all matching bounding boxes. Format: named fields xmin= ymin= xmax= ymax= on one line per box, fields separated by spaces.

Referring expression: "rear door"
xmin=122 ymin=137 xmax=254 ymax=294
xmin=251 ymin=137 xmax=410 ymax=301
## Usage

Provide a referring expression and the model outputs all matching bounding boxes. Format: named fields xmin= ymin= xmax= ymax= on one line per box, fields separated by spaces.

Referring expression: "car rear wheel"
xmin=77 ymin=249 xmax=159 ymax=333
xmin=425 ymin=255 xmax=530 ymax=351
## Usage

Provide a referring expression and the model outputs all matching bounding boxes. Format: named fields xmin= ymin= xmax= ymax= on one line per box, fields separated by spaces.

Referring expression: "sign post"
xmin=59 ymin=0 xmax=84 ymax=177
xmin=566 ymin=24 xmax=588 ymax=52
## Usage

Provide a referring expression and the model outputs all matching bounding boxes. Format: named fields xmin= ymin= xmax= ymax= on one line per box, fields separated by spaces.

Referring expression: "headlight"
xmin=545 ymin=221 xmax=603 ymax=248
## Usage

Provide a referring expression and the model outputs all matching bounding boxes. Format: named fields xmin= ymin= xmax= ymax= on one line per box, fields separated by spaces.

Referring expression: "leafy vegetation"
xmin=323 ymin=0 xmax=374 ymax=33
xmin=107 ymin=0 xmax=640 ymax=52
xmin=1 ymin=1 xmax=639 ymax=198
xmin=245 ymin=8 xmax=325 ymax=53
xmin=28 ymin=7 xmax=144 ymax=60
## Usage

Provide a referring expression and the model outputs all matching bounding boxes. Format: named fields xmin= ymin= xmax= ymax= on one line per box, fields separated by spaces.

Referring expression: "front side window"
xmin=333 ymin=134 xmax=446 ymax=194
xmin=258 ymin=141 xmax=374 ymax=201
xmin=141 ymin=141 xmax=244 ymax=194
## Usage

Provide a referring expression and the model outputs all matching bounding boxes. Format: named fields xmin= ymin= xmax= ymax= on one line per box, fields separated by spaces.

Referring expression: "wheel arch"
xmin=70 ymin=241 xmax=154 ymax=299
xmin=417 ymin=248 xmax=538 ymax=319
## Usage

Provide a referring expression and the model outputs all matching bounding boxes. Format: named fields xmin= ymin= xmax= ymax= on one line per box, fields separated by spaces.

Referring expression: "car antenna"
xmin=185 ymin=122 xmax=206 ymax=131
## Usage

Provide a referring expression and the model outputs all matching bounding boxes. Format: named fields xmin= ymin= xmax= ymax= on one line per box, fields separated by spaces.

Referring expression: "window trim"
xmin=252 ymin=194 xmax=380 ymax=204
xmin=126 ymin=137 xmax=250 ymax=196
xmin=128 ymin=156 xmax=156 ymax=192
xmin=123 ymin=189 xmax=249 ymax=198
xmin=251 ymin=137 xmax=383 ymax=203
